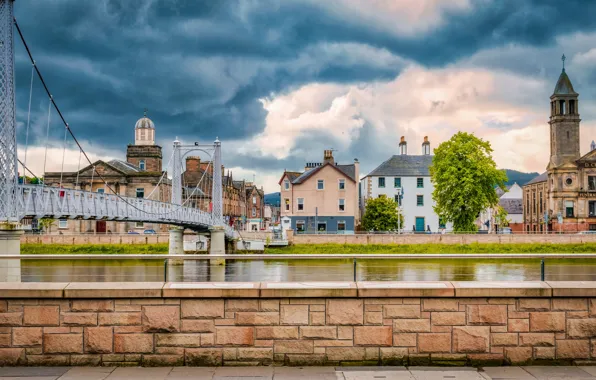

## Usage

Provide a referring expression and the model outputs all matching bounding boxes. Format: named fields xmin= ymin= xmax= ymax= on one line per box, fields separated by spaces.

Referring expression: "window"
xmin=378 ymin=177 xmax=385 ymax=188
xmin=566 ymin=200 xmax=574 ymax=218
xmin=590 ymin=201 xmax=596 ymax=217
xmin=284 ymin=180 xmax=290 ymax=190
xmin=339 ymin=199 xmax=345 ymax=212
xmin=589 ymin=176 xmax=596 ymax=191
xmin=337 ymin=221 xmax=346 ymax=232
xmin=139 ymin=160 xmax=146 ymax=170
xmin=417 ymin=178 xmax=424 ymax=188
xmin=317 ymin=180 xmax=324 ymax=190
xmin=590 ymin=224 xmax=596 ymax=231
xmin=533 ymin=193 xmax=536 ymax=213
xmin=539 ymin=192 xmax=543 ymax=214
xmin=394 ymin=178 xmax=401 ymax=188
xmin=136 ymin=188 xmax=144 ymax=198
xmin=284 ymin=198 xmax=290 ymax=211
xmin=417 ymin=195 xmax=424 ymax=206
xmin=296 ymin=221 xmax=305 ymax=233
xmin=253 ymin=196 xmax=257 ymax=204
xmin=97 ymin=188 xmax=104 ymax=194
xmin=566 ymin=177 xmax=573 ymax=186
xmin=570 ymin=99 xmax=576 ymax=114
xmin=338 ymin=179 xmax=345 ymax=190
xmin=297 ymin=198 xmax=304 ymax=211
xmin=135 ymin=222 xmax=144 ymax=229
xmin=58 ymin=219 xmax=67 ymax=229
xmin=317 ymin=222 xmax=326 ymax=232
xmin=394 ymin=194 xmax=401 ymax=207
xmin=252 ymin=207 xmax=256 ymax=217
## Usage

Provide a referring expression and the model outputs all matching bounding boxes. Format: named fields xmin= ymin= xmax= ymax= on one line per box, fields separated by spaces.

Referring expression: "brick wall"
xmin=1 ymin=282 xmax=596 ymax=366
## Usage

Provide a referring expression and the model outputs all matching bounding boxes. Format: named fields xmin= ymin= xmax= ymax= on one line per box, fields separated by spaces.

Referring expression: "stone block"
xmin=273 ymin=340 xmax=313 ymax=354
xmin=279 ymin=305 xmax=309 ymax=325
xmin=567 ymin=318 xmax=596 ymax=338
xmin=353 ymin=326 xmax=392 ymax=346
xmin=552 ymin=298 xmax=587 ymax=311
xmin=185 ymin=348 xmax=222 ymax=366
xmin=141 ymin=306 xmax=180 ymax=332
xmin=237 ymin=347 xmax=273 ymax=361
xmin=215 ymin=327 xmax=254 ymax=346
xmin=236 ymin=312 xmax=279 ymax=325
xmin=504 ymin=347 xmax=532 ymax=364
xmin=0 ymin=348 xmax=24 ymax=366
xmin=43 ymin=327 xmax=70 ymax=333
xmin=393 ymin=333 xmax=416 ymax=347
xmin=310 ymin=312 xmax=325 ymax=326
xmin=467 ymin=305 xmax=507 ymax=325
xmin=23 ymin=306 xmax=59 ymax=326
xmin=155 ymin=333 xmax=201 ymax=347
xmin=84 ymin=327 xmax=113 ymax=354
xmin=259 ymin=300 xmax=279 ymax=312
xmin=114 ymin=334 xmax=153 ymax=353
xmin=256 ymin=326 xmax=299 ymax=340
xmin=61 ymin=312 xmax=97 ymax=326
xmin=534 ymin=347 xmax=555 ymax=359
xmin=71 ymin=300 xmax=114 ymax=312
xmin=181 ymin=300 xmax=224 ymax=319
xmin=491 ymin=333 xmax=518 ymax=346
xmin=310 ymin=305 xmax=325 ymax=312
xmin=380 ymin=347 xmax=408 ymax=364
xmin=590 ymin=299 xmax=596 ymax=317
xmin=181 ymin=320 xmax=214 ymax=333
xmin=519 ymin=333 xmax=555 ymax=347
xmin=556 ymin=339 xmax=590 ymax=359
xmin=143 ymin=355 xmax=184 ymax=366
xmin=326 ymin=299 xmax=363 ymax=325
xmin=422 ymin=299 xmax=458 ymax=311
xmin=383 ymin=305 xmax=420 ymax=319
xmin=0 ymin=312 xmax=22 ymax=326
xmin=518 ymin=299 xmax=550 ymax=311
xmin=98 ymin=312 xmax=141 ymax=326
xmin=300 ymin=326 xmax=336 ymax=339
xmin=43 ymin=333 xmax=83 ymax=354
xmin=314 ymin=340 xmax=353 ymax=347
xmin=326 ymin=347 xmax=366 ymax=361
xmin=529 ymin=312 xmax=565 ymax=332
xmin=418 ymin=333 xmax=451 ymax=353
xmin=431 ymin=312 xmax=465 ymax=326
xmin=201 ymin=333 xmax=214 ymax=346
xmin=393 ymin=319 xmax=430 ymax=332
xmin=27 ymin=354 xmax=69 ymax=366
xmin=453 ymin=326 xmax=490 ymax=353
xmin=12 ymin=327 xmax=42 ymax=346
xmin=71 ymin=354 xmax=101 ymax=366
xmin=508 ymin=319 xmax=529 ymax=332
xmin=226 ymin=299 xmax=259 ymax=312
xmin=364 ymin=312 xmax=383 ymax=325
xmin=338 ymin=326 xmax=353 ymax=340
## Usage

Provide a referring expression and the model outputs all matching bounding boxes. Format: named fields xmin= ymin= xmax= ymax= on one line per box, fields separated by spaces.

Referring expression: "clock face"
xmin=566 ymin=177 xmax=573 ymax=186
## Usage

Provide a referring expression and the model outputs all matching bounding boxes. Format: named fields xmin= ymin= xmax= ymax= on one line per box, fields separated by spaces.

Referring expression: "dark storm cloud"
xmin=12 ymin=0 xmax=596 ymax=172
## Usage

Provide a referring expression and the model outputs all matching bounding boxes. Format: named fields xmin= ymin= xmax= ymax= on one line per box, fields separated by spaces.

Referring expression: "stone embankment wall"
xmin=1 ymin=281 xmax=596 ymax=366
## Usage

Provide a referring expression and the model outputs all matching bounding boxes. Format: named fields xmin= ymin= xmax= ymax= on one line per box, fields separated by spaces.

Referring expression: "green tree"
xmin=362 ymin=196 xmax=404 ymax=232
xmin=494 ymin=205 xmax=510 ymax=229
xmin=38 ymin=218 xmax=55 ymax=234
xmin=430 ymin=132 xmax=507 ymax=232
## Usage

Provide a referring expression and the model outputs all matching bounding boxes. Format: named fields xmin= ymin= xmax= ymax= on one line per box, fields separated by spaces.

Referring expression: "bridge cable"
xmin=22 ymin=62 xmax=34 ymax=175
xmin=74 ymin=149 xmax=82 ymax=188
xmin=41 ymin=96 xmax=52 ymax=186
xmin=58 ymin=124 xmax=68 ymax=188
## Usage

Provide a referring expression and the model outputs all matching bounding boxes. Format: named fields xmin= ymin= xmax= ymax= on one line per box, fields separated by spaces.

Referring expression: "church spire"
xmin=562 ymin=54 xmax=566 ymax=73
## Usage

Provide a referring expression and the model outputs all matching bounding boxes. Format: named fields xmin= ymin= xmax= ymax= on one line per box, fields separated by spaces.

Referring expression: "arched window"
xmin=139 ymin=160 xmax=146 ymax=170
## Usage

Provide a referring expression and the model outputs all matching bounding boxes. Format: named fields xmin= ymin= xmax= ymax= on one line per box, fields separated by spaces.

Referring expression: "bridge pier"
xmin=209 ymin=226 xmax=225 ymax=265
xmin=0 ymin=224 xmax=22 ymax=282
xmin=168 ymin=227 xmax=184 ymax=256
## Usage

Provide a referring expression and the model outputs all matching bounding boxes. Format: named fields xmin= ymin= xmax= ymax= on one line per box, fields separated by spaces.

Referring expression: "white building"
xmin=361 ymin=136 xmax=449 ymax=232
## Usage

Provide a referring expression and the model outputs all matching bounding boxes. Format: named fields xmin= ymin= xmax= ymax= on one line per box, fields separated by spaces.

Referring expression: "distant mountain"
xmin=503 ymin=169 xmax=540 ymax=186
xmin=264 ymin=192 xmax=280 ymax=206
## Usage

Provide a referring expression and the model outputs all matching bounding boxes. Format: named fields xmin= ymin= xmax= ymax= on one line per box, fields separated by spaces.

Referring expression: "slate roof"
xmin=108 ymin=159 xmax=141 ymax=174
xmin=524 ymin=172 xmax=548 ymax=186
xmin=553 ymin=70 xmax=577 ymax=95
xmin=292 ymin=162 xmax=357 ymax=184
xmin=366 ymin=155 xmax=433 ymax=177
xmin=499 ymin=198 xmax=523 ymax=215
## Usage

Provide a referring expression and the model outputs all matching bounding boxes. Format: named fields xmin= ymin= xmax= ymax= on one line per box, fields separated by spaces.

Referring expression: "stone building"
xmin=245 ymin=183 xmax=265 ymax=231
xmin=523 ymin=60 xmax=596 ymax=233
xmin=43 ymin=112 xmax=171 ymax=233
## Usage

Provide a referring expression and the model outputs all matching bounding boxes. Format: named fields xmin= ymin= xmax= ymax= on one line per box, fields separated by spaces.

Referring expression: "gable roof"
xmin=499 ymin=198 xmax=523 ymax=215
xmin=366 ymin=155 xmax=433 ymax=177
xmin=107 ymin=159 xmax=142 ymax=174
xmin=292 ymin=162 xmax=357 ymax=184
xmin=278 ymin=171 xmax=301 ymax=185
xmin=524 ymin=172 xmax=548 ymax=186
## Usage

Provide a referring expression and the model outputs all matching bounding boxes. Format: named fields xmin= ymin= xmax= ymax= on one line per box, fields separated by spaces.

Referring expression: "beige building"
xmin=43 ymin=112 xmax=171 ymax=234
xmin=523 ymin=61 xmax=596 ymax=233
xmin=279 ymin=150 xmax=359 ymax=233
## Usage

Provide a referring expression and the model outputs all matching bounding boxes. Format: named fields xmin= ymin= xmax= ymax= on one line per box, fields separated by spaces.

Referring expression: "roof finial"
xmin=143 ymin=108 xmax=148 ymax=117
xmin=562 ymin=54 xmax=566 ymax=73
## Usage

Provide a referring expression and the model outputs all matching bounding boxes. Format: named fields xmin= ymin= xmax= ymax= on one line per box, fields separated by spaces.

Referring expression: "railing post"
xmin=353 ymin=258 xmax=357 ymax=282
xmin=540 ymin=259 xmax=545 ymax=281
xmin=164 ymin=259 xmax=168 ymax=282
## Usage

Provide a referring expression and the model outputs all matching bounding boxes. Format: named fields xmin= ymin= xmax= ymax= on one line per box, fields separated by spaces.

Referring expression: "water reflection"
xmin=10 ymin=258 xmax=596 ymax=282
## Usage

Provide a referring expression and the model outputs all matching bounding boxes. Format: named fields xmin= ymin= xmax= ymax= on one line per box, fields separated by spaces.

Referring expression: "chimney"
xmin=185 ymin=156 xmax=201 ymax=172
xmin=422 ymin=136 xmax=431 ymax=155
xmin=323 ymin=150 xmax=335 ymax=165
xmin=200 ymin=161 xmax=214 ymax=175
xmin=399 ymin=136 xmax=407 ymax=155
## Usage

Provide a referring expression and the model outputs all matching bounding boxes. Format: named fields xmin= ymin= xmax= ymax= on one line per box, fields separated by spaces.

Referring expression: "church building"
xmin=43 ymin=111 xmax=171 ymax=234
xmin=523 ymin=57 xmax=596 ymax=233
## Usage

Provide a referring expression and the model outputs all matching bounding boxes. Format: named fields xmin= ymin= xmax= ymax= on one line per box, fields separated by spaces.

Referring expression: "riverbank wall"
xmin=1 ymin=281 xmax=596 ymax=366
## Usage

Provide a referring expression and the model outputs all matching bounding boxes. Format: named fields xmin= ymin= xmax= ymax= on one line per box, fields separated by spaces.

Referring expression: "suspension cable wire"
xmin=13 ymin=18 xmax=220 ymax=218
xmin=58 ymin=124 xmax=68 ymax=188
xmin=145 ymin=148 xmax=175 ymax=200
xmin=23 ymin=63 xmax=35 ymax=175
xmin=41 ymin=96 xmax=52 ymax=186
xmin=90 ymin=165 xmax=95 ymax=192
xmin=74 ymin=149 xmax=82 ymax=188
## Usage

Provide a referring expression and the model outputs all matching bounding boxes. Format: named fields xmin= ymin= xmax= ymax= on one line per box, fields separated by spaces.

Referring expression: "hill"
xmin=503 ymin=169 xmax=540 ymax=186
xmin=264 ymin=192 xmax=280 ymax=206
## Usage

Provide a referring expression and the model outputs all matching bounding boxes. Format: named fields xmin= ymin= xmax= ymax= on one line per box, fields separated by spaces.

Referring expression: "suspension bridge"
xmin=0 ymin=0 xmax=235 ymax=256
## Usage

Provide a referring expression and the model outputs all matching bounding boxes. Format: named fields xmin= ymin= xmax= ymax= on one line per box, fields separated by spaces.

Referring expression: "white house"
xmin=361 ymin=136 xmax=449 ymax=232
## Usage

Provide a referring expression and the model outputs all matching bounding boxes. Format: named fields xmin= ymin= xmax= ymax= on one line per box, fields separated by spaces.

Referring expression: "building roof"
xmin=553 ymin=70 xmax=577 ymax=95
xmin=107 ymin=159 xmax=142 ymax=174
xmin=366 ymin=155 xmax=433 ymax=177
xmin=500 ymin=182 xmax=522 ymax=199
xmin=292 ymin=162 xmax=357 ymax=184
xmin=524 ymin=172 xmax=548 ymax=185
xmin=499 ymin=198 xmax=523 ymax=215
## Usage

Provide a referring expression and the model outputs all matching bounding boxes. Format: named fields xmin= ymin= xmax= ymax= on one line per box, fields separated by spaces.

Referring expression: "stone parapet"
xmin=1 ymin=281 xmax=596 ymax=366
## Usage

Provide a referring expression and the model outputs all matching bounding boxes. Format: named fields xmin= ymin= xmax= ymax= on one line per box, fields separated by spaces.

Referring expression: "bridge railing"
xmin=17 ymin=185 xmax=235 ymax=237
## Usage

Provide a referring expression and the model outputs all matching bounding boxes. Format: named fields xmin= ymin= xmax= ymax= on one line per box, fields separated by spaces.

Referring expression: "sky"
xmin=12 ymin=0 xmax=596 ymax=193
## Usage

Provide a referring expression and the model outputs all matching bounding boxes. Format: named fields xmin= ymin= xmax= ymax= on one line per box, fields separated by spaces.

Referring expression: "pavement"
xmin=3 ymin=366 xmax=596 ymax=380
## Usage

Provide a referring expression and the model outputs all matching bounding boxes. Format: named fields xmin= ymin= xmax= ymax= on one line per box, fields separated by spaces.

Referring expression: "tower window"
xmin=559 ymin=100 xmax=566 ymax=115
xmin=570 ymin=100 xmax=576 ymax=114
xmin=139 ymin=160 xmax=146 ymax=170
xmin=567 ymin=131 xmax=570 ymax=139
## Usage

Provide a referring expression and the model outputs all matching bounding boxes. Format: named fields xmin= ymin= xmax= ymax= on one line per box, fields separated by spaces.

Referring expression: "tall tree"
xmin=430 ymin=132 xmax=507 ymax=232
xmin=362 ymin=196 xmax=404 ymax=232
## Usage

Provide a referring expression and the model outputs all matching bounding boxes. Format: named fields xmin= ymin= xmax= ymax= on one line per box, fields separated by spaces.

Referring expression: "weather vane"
xmin=562 ymin=54 xmax=566 ymax=72
xmin=144 ymin=108 xmax=148 ymax=117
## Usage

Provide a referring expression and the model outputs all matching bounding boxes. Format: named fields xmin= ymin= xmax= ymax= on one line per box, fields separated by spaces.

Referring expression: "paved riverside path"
xmin=3 ymin=366 xmax=596 ymax=379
